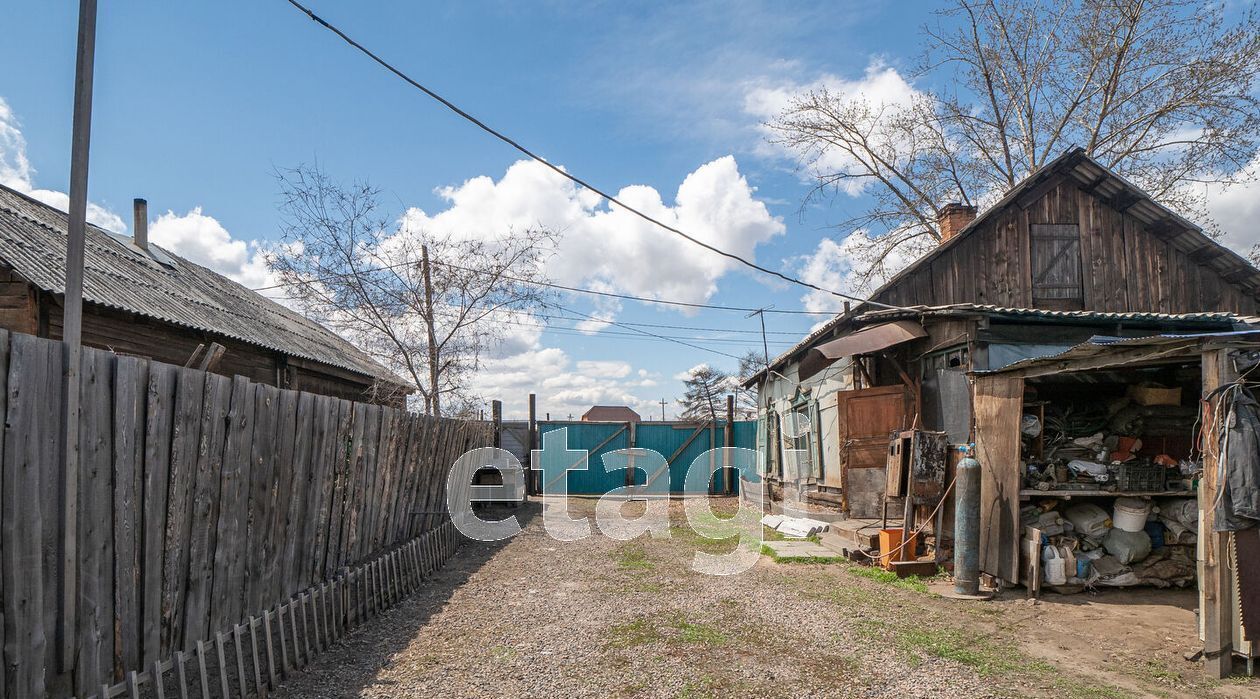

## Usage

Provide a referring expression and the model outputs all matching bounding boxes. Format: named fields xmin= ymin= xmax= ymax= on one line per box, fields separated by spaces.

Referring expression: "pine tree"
xmin=677 ymin=364 xmax=730 ymax=422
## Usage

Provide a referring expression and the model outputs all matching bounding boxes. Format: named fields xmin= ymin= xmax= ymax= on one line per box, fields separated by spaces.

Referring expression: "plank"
xmin=112 ymin=355 xmax=148 ymax=678
xmin=76 ymin=348 xmax=116 ymax=695
xmin=357 ymin=406 xmax=384 ymax=562
xmin=210 ymin=375 xmax=255 ymax=635
xmin=37 ymin=338 xmax=69 ymax=696
xmin=302 ymin=396 xmax=337 ymax=589
xmin=321 ymin=399 xmax=354 ymax=579
xmin=267 ymin=389 xmax=300 ymax=609
xmin=281 ymin=392 xmax=317 ymax=599
xmin=973 ymin=374 xmax=1023 ymax=584
xmin=244 ymin=384 xmax=280 ymax=618
xmin=141 ymin=362 xmax=176 ymax=667
xmin=160 ymin=367 xmax=206 ymax=655
xmin=181 ymin=373 xmax=232 ymax=650
xmin=0 ymin=331 xmax=48 ymax=699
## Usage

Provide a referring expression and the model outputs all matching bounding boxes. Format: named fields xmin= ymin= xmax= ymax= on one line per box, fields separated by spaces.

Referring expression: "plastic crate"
xmin=1116 ymin=461 xmax=1166 ymax=492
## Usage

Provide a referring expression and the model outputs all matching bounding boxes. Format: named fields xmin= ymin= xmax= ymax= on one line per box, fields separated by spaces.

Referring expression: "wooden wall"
xmin=0 ymin=330 xmax=488 ymax=698
xmin=875 ymin=179 xmax=1259 ymax=315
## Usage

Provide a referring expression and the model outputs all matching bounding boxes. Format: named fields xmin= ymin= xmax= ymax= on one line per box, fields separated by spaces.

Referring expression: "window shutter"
xmin=1030 ymin=223 xmax=1083 ymax=310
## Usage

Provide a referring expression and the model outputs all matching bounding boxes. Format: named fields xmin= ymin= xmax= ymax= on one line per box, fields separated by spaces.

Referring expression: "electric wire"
xmin=253 ymin=256 xmax=834 ymax=317
xmin=280 ymin=0 xmax=912 ymax=312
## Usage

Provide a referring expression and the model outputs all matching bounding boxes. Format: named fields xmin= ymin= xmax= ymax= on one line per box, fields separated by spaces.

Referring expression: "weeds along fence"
xmin=0 ymin=330 xmax=489 ymax=698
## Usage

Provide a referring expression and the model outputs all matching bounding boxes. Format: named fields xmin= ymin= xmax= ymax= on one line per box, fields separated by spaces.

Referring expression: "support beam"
xmin=1200 ymin=349 xmax=1235 ymax=679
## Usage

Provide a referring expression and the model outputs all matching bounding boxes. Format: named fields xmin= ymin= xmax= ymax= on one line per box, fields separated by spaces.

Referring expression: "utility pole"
xmin=60 ymin=0 xmax=97 ymax=672
xmin=420 ymin=245 xmax=440 ymax=417
xmin=659 ymin=398 xmax=667 ymax=421
xmin=745 ymin=305 xmax=773 ymax=370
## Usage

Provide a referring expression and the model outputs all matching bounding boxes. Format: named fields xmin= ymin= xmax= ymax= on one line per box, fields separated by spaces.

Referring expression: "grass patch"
xmin=489 ymin=644 xmax=517 ymax=661
xmin=675 ymin=620 xmax=728 ymax=646
xmin=842 ymin=562 xmax=932 ymax=593
xmin=895 ymin=626 xmax=1023 ymax=676
xmin=615 ymin=543 xmax=654 ymax=571
xmin=605 ymin=617 xmax=662 ymax=649
xmin=759 ymin=544 xmax=845 ymax=565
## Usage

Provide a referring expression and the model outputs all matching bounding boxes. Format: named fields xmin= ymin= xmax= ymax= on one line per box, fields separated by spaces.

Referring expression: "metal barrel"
xmin=954 ymin=456 xmax=982 ymax=596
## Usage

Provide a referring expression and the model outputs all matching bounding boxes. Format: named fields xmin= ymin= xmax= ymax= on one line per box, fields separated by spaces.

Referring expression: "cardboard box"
xmin=1128 ymin=384 xmax=1181 ymax=406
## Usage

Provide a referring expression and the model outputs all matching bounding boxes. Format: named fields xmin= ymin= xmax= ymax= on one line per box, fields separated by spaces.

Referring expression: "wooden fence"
xmin=0 ymin=330 xmax=489 ymax=698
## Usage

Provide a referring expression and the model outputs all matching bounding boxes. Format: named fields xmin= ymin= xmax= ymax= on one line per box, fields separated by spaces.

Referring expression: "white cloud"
xmin=0 ymin=97 xmax=126 ymax=232
xmin=744 ymin=61 xmax=924 ymax=196
xmin=469 ymin=348 xmax=663 ymax=419
xmin=149 ymin=207 xmax=275 ymax=289
xmin=399 ymin=156 xmax=785 ymax=311
xmin=794 ymin=229 xmax=923 ymax=314
xmin=1205 ymin=156 xmax=1260 ymax=253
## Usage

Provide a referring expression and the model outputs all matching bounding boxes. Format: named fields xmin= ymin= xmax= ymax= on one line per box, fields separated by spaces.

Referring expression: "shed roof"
xmin=745 ymin=148 xmax=1260 ymax=384
xmin=0 ymin=184 xmax=405 ymax=385
xmin=971 ymin=329 xmax=1260 ymax=378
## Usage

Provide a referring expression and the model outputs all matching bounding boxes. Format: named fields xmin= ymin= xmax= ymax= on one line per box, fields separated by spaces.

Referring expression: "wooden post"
xmin=527 ymin=393 xmax=537 ymax=495
xmin=60 ymin=0 xmax=98 ymax=671
xmin=725 ymin=394 xmax=735 ymax=494
xmin=491 ymin=399 xmax=502 ymax=449
xmin=1201 ymin=348 xmax=1235 ymax=678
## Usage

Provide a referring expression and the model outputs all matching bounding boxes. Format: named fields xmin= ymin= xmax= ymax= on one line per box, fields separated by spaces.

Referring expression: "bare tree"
xmin=768 ymin=0 xmax=1260 ymax=289
xmin=266 ymin=163 xmax=554 ymax=416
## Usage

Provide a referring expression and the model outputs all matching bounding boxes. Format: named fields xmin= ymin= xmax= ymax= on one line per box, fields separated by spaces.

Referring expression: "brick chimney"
xmin=133 ymin=198 xmax=148 ymax=250
xmin=937 ymin=202 xmax=976 ymax=243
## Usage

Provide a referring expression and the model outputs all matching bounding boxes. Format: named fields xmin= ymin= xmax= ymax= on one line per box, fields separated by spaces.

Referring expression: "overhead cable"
xmin=280 ymin=0 xmax=910 ymax=311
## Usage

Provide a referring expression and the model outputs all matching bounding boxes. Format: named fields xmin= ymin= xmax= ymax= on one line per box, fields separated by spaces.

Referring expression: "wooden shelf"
xmin=1019 ymin=489 xmax=1190 ymax=500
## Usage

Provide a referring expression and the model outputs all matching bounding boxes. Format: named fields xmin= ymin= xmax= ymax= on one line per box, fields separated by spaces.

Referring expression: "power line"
xmin=512 ymin=312 xmax=796 ymax=345
xmin=252 ymin=255 xmax=835 ymax=316
xmin=540 ymin=300 xmax=746 ymax=361
xmin=280 ymin=0 xmax=909 ymax=312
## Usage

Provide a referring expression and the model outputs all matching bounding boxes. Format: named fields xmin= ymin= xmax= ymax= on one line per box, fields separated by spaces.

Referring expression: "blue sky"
xmin=3 ymin=1 xmax=1254 ymax=418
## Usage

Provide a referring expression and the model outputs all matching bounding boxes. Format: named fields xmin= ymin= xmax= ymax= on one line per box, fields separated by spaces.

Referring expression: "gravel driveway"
xmin=268 ymin=498 xmax=1255 ymax=698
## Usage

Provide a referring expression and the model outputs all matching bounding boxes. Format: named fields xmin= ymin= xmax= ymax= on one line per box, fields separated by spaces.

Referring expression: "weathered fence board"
xmin=0 ymin=331 xmax=489 ymax=698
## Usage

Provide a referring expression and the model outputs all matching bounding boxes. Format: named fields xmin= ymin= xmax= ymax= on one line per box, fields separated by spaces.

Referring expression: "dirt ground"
xmin=270 ymin=497 xmax=1260 ymax=698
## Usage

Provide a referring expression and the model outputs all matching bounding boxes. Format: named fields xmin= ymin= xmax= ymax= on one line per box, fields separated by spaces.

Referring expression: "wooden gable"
xmin=872 ymin=176 xmax=1259 ymax=315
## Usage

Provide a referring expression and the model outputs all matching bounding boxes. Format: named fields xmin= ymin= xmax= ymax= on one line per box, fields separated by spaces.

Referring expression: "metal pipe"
xmin=954 ymin=455 xmax=982 ymax=596
xmin=133 ymin=197 xmax=148 ymax=249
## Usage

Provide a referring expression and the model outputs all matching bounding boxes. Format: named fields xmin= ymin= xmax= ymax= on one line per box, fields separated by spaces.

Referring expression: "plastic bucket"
xmin=878 ymin=528 xmax=919 ymax=570
xmin=1113 ymin=497 xmax=1152 ymax=533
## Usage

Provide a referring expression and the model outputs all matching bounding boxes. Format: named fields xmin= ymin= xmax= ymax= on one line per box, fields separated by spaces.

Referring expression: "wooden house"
xmin=0 ymin=184 xmax=410 ymax=405
xmin=744 ymin=147 xmax=1260 ymax=586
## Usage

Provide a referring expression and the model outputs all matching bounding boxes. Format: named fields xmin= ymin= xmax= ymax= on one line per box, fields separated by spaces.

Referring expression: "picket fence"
xmin=0 ymin=330 xmax=488 ymax=698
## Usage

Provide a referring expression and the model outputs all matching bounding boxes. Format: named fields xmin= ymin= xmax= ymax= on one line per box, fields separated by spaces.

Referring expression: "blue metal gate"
xmin=535 ymin=420 xmax=756 ymax=495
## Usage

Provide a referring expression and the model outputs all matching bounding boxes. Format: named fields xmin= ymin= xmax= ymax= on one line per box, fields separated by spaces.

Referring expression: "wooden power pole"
xmin=420 ymin=245 xmax=440 ymax=417
xmin=60 ymin=0 xmax=98 ymax=672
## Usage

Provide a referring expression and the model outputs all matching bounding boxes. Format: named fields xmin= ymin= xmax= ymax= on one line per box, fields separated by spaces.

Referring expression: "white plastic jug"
xmin=1042 ymin=545 xmax=1068 ymax=585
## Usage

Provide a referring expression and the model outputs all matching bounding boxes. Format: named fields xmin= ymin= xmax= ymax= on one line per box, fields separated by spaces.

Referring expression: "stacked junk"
xmin=1020 ymin=381 xmax=1202 ymax=590
xmin=1025 ymin=497 xmax=1198 ymax=589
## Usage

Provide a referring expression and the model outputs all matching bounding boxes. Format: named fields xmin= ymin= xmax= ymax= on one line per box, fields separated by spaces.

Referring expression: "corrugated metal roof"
xmin=742 ymin=303 xmax=1247 ymax=388
xmin=858 ymin=304 xmax=1241 ymax=324
xmin=973 ymin=329 xmax=1260 ymax=376
xmin=0 ymin=184 xmax=404 ymax=384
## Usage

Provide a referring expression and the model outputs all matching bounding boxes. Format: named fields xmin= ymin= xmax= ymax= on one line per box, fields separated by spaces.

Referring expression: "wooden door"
xmin=828 ymin=385 xmax=912 ymax=517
